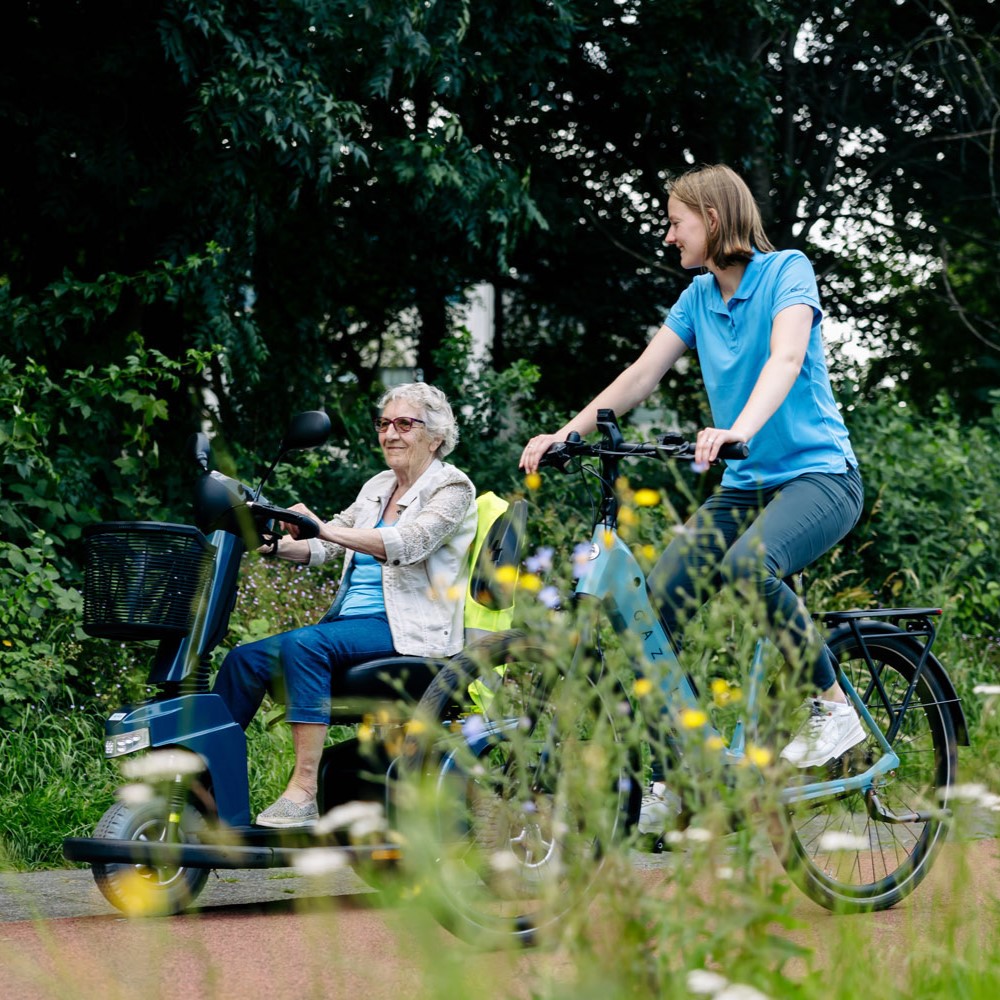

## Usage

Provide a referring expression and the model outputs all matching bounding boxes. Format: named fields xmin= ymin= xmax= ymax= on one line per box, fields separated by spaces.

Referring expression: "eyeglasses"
xmin=374 ymin=416 xmax=426 ymax=434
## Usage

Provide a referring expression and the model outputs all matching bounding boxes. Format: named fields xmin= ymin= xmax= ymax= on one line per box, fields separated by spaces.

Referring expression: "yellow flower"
xmin=634 ymin=488 xmax=661 ymax=507
xmin=705 ymin=735 xmax=726 ymax=752
xmin=618 ymin=506 xmax=639 ymax=527
xmin=633 ymin=678 xmax=654 ymax=698
xmin=680 ymin=708 xmax=709 ymax=730
xmin=602 ymin=529 xmax=614 ymax=549
xmin=517 ymin=572 xmax=542 ymax=593
xmin=405 ymin=718 xmax=427 ymax=736
xmin=710 ymin=678 xmax=742 ymax=706
xmin=1 ymin=639 xmax=11 ymax=647
xmin=494 ymin=565 xmax=519 ymax=587
xmin=524 ymin=472 xmax=542 ymax=491
xmin=746 ymin=744 xmax=773 ymax=768
xmin=639 ymin=544 xmax=657 ymax=563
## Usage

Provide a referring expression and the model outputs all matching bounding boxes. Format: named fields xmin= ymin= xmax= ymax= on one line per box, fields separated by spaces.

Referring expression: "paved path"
xmin=2 ymin=836 xmax=999 ymax=1000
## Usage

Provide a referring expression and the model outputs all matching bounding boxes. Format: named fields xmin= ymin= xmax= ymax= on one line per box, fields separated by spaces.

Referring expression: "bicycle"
xmin=400 ymin=408 xmax=967 ymax=945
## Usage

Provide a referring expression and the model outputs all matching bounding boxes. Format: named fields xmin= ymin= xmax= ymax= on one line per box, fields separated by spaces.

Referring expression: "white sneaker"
xmin=637 ymin=781 xmax=682 ymax=834
xmin=779 ymin=699 xmax=866 ymax=768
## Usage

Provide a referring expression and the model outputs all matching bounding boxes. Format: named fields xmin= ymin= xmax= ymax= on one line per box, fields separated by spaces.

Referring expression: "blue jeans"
xmin=213 ymin=614 xmax=397 ymax=729
xmin=648 ymin=468 xmax=864 ymax=691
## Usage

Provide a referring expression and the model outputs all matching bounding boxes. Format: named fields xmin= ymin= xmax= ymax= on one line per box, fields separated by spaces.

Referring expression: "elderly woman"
xmin=213 ymin=382 xmax=477 ymax=828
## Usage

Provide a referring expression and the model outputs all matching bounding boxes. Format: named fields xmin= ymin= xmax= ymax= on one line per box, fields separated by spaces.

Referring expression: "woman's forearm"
xmin=317 ymin=524 xmax=387 ymax=561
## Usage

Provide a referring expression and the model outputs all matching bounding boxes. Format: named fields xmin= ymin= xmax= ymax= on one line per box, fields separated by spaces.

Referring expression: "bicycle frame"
xmin=539 ymin=407 xmax=952 ymax=823
xmin=571 ymin=517 xmax=906 ymax=810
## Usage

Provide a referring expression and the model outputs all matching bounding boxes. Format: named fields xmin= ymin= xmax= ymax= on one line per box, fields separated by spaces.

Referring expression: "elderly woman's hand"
xmin=285 ymin=501 xmax=324 ymax=540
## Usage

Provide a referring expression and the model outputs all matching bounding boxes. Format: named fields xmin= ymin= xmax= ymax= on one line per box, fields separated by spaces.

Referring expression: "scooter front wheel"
xmin=91 ymin=797 xmax=210 ymax=916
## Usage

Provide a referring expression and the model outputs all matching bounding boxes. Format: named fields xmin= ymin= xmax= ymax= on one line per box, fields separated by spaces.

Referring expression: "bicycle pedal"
xmin=825 ymin=744 xmax=871 ymax=779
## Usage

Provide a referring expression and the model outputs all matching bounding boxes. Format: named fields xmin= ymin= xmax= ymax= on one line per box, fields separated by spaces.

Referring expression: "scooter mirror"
xmin=279 ymin=411 xmax=331 ymax=454
xmin=189 ymin=431 xmax=212 ymax=472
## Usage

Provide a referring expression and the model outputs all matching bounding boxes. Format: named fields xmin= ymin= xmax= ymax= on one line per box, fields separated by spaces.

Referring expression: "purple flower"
xmin=524 ymin=546 xmax=554 ymax=574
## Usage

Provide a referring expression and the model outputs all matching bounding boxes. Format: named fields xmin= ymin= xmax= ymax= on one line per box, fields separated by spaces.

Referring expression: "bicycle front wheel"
xmin=397 ymin=634 xmax=640 ymax=946
xmin=774 ymin=631 xmax=956 ymax=912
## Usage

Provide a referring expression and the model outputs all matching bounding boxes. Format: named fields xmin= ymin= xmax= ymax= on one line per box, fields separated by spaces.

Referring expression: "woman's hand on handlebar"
xmin=519 ymin=433 xmax=565 ymax=475
xmin=695 ymin=426 xmax=745 ymax=468
xmin=284 ymin=501 xmax=324 ymax=540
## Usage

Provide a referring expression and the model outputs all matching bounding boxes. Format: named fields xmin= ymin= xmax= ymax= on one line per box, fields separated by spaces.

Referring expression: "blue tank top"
xmin=338 ymin=521 xmax=387 ymax=617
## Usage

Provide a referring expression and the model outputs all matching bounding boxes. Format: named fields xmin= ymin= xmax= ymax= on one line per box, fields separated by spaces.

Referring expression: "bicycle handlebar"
xmin=539 ymin=429 xmax=749 ymax=473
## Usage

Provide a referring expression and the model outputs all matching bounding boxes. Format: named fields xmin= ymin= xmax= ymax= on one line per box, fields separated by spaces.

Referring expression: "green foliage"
xmin=0 ymin=710 xmax=121 ymax=870
xmin=845 ymin=391 xmax=1000 ymax=639
xmin=0 ymin=346 xmax=211 ymax=721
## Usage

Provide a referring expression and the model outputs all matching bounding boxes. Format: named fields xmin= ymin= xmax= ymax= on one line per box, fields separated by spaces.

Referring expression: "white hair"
xmin=377 ymin=382 xmax=459 ymax=457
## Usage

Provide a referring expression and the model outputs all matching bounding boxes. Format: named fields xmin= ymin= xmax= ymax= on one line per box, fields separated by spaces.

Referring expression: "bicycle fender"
xmin=825 ymin=618 xmax=969 ymax=745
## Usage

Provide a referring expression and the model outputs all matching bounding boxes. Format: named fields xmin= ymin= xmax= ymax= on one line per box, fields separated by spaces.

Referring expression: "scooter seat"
xmin=334 ymin=655 xmax=443 ymax=702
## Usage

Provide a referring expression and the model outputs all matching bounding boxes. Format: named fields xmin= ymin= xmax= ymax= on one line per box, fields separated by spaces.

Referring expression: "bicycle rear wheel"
xmin=774 ymin=631 xmax=956 ymax=911
xmin=398 ymin=633 xmax=640 ymax=946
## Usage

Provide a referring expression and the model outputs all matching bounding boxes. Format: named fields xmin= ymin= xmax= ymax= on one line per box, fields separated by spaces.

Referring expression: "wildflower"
xmin=538 ymin=585 xmax=561 ymax=609
xmin=525 ymin=546 xmax=554 ymax=574
xmin=947 ymin=782 xmax=990 ymax=803
xmin=462 ymin=715 xmax=487 ymax=742
xmin=634 ymin=488 xmax=660 ymax=507
xmin=116 ymin=783 xmax=154 ymax=805
xmin=685 ymin=826 xmax=713 ymax=843
xmin=524 ymin=472 xmax=542 ymax=491
xmin=705 ymin=735 xmax=726 ymax=751
xmin=745 ymin=744 xmax=772 ymax=768
xmin=818 ymin=831 xmax=870 ymax=852
xmin=490 ymin=851 xmax=522 ymax=873
xmin=494 ymin=565 xmax=519 ymax=587
xmin=716 ymin=985 xmax=773 ymax=1000
xmin=633 ymin=677 xmax=654 ymax=698
xmin=120 ymin=748 xmax=204 ymax=781
xmin=572 ymin=542 xmax=595 ymax=577
xmin=293 ymin=848 xmax=348 ymax=876
xmin=639 ymin=544 xmax=657 ymax=563
xmin=115 ymin=869 xmax=165 ymax=917
xmin=313 ymin=800 xmax=385 ymax=837
xmin=687 ymin=969 xmax=729 ymax=995
xmin=711 ymin=677 xmax=742 ymax=706
xmin=680 ymin=707 xmax=709 ymax=729
xmin=518 ymin=572 xmax=542 ymax=593
xmin=618 ymin=506 xmax=639 ymax=527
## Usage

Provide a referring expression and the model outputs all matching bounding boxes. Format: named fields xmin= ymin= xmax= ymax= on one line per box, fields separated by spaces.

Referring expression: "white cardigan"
xmin=306 ymin=460 xmax=477 ymax=657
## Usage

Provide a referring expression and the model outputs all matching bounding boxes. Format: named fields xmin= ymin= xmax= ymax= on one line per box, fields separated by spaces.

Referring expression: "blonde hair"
xmin=377 ymin=381 xmax=459 ymax=458
xmin=669 ymin=164 xmax=775 ymax=269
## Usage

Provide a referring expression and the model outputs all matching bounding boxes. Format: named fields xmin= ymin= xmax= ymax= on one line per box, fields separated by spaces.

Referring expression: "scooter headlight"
xmin=105 ymin=728 xmax=151 ymax=758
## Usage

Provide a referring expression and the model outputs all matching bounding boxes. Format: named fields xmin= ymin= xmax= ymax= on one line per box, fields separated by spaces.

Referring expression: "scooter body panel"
xmin=107 ymin=693 xmax=251 ymax=826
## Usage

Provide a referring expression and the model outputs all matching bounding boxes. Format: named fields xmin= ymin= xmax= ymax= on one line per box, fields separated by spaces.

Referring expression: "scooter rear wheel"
xmin=91 ymin=797 xmax=209 ymax=916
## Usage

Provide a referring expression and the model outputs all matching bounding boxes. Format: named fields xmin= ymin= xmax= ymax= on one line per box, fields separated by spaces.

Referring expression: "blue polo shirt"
xmin=665 ymin=249 xmax=857 ymax=489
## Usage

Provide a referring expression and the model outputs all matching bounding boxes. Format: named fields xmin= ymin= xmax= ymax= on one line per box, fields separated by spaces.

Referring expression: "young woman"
xmin=520 ymin=164 xmax=865 ymax=783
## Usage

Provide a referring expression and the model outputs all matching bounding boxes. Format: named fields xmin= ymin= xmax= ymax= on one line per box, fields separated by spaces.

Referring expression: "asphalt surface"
xmin=0 ymin=865 xmax=376 ymax=923
xmin=1 ymin=836 xmax=999 ymax=1000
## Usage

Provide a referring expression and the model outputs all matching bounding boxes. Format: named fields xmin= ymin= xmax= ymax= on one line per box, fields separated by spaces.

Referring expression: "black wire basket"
xmin=82 ymin=522 xmax=215 ymax=641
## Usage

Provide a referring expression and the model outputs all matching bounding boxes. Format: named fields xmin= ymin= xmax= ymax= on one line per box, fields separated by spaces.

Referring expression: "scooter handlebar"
xmin=248 ymin=501 xmax=321 ymax=540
